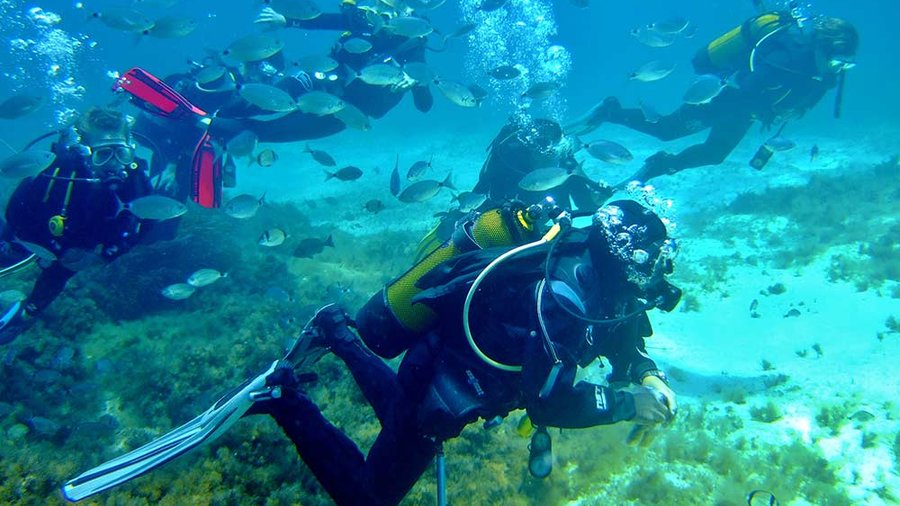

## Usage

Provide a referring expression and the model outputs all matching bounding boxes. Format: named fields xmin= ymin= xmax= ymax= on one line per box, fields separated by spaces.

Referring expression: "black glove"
xmin=614 ymin=151 xmax=677 ymax=189
xmin=310 ymin=303 xmax=357 ymax=343
xmin=630 ymin=386 xmax=670 ymax=425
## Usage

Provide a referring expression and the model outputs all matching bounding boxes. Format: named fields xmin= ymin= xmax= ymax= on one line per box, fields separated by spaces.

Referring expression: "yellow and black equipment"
xmin=692 ymin=12 xmax=795 ymax=76
xmin=356 ymin=200 xmax=554 ymax=359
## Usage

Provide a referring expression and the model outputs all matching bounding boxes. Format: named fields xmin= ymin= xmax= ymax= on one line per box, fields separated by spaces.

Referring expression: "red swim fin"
xmin=113 ymin=67 xmax=207 ymax=119
xmin=191 ymin=132 xmax=222 ymax=208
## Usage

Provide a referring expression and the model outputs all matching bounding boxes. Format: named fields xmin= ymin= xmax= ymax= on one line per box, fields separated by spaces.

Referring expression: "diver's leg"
xmin=24 ymin=262 xmax=75 ymax=315
xmin=360 ymin=410 xmax=438 ymax=505
xmin=606 ymin=102 xmax=711 ymax=141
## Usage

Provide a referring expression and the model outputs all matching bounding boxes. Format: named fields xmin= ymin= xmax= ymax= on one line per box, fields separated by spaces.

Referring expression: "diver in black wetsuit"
xmin=253 ymin=199 xmax=681 ymax=505
xmin=206 ymin=0 xmax=434 ymax=144
xmin=473 ymin=117 xmax=611 ymax=211
xmin=0 ymin=107 xmax=154 ymax=344
xmin=566 ymin=12 xmax=859 ymax=185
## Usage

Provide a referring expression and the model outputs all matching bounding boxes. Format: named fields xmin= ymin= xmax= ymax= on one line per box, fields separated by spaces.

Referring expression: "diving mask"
xmin=90 ymin=142 xmax=135 ymax=167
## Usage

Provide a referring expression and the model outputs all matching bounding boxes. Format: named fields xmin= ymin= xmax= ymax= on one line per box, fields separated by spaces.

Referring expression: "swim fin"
xmin=62 ymin=360 xmax=280 ymax=502
xmin=113 ymin=67 xmax=208 ymax=120
xmin=191 ymin=131 xmax=222 ymax=209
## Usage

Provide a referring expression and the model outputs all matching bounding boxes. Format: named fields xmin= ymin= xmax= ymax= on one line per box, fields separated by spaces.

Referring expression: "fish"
xmin=238 ymin=83 xmax=296 ymax=113
xmin=256 ymin=148 xmax=278 ymax=167
xmin=435 ymin=79 xmax=479 ymax=108
xmin=293 ymin=235 xmax=335 ymax=258
xmin=403 ymin=62 xmax=434 ymax=85
xmin=14 ymin=239 xmax=57 ymax=262
xmin=468 ymin=84 xmax=489 ymax=103
xmin=478 ymin=0 xmax=509 ymax=12
xmin=0 ymin=150 xmax=56 ymax=178
xmin=489 ymin=65 xmax=522 ymax=80
xmin=325 ymin=166 xmax=363 ymax=181
xmin=364 ymin=199 xmax=385 ymax=214
xmin=809 ymin=144 xmax=819 ymax=162
xmin=26 ymin=416 xmax=62 ymax=436
xmin=521 ymin=81 xmax=560 ymax=100
xmin=390 ymin=154 xmax=401 ymax=197
xmin=144 ymin=15 xmax=196 ymax=38
xmin=187 ymin=268 xmax=226 ymax=287
xmin=0 ymin=94 xmax=44 ymax=119
xmin=222 ymin=33 xmax=285 ymax=63
xmin=583 ymin=140 xmax=633 ymax=164
xmin=398 ymin=173 xmax=455 ymax=203
xmin=224 ymin=193 xmax=265 ymax=219
xmin=639 ymin=101 xmax=661 ymax=123
xmin=848 ymin=410 xmax=875 ymax=422
xmin=296 ymin=91 xmax=346 ymax=116
xmin=765 ymin=136 xmax=796 ymax=152
xmin=161 ymin=283 xmax=196 ymax=300
xmin=648 ymin=17 xmax=690 ymax=35
xmin=444 ymin=23 xmax=477 ymax=41
xmin=294 ymin=55 xmax=339 ymax=74
xmin=334 ymin=103 xmax=371 ymax=131
xmin=194 ymin=65 xmax=226 ymax=85
xmin=406 ymin=155 xmax=433 ymax=180
xmin=631 ymin=27 xmax=676 ymax=48
xmin=342 ymin=38 xmax=373 ymax=54
xmin=304 ymin=145 xmax=336 ymax=166
xmin=258 ymin=228 xmax=287 ymax=247
xmin=454 ymin=192 xmax=487 ymax=212
xmin=358 ymin=64 xmax=407 ymax=87
xmin=265 ymin=0 xmax=321 ymax=21
xmin=683 ymin=74 xmax=728 ymax=105
xmin=119 ymin=195 xmax=187 ymax=220
xmin=58 ymin=248 xmax=104 ymax=271
xmin=91 ymin=8 xmax=155 ymax=33
xmin=0 ymin=290 xmax=25 ymax=305
xmin=518 ymin=167 xmax=575 ymax=192
xmin=629 ymin=60 xmax=676 ymax=82
xmin=385 ymin=16 xmax=433 ymax=38
xmin=225 ymin=130 xmax=259 ymax=163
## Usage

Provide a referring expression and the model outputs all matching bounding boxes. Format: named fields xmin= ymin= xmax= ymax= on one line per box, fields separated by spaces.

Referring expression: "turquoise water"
xmin=0 ymin=1 xmax=897 ymax=505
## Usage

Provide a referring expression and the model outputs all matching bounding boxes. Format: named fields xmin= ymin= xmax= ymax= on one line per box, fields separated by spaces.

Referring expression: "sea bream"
xmin=187 ymin=268 xmax=227 ymax=287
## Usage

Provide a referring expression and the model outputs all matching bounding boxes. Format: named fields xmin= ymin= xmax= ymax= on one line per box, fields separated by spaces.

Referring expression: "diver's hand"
xmin=631 ymin=386 xmax=670 ymax=425
xmin=254 ymin=7 xmax=287 ymax=29
xmin=641 ymin=374 xmax=677 ymax=421
xmin=391 ymin=73 xmax=416 ymax=93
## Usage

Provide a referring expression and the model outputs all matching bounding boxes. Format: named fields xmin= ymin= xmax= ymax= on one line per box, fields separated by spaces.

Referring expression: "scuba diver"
xmin=205 ymin=0 xmax=434 ymax=143
xmin=0 ymin=107 xmax=156 ymax=344
xmin=566 ymin=8 xmax=859 ymax=186
xmin=62 ymin=197 xmax=681 ymax=505
xmin=473 ymin=117 xmax=612 ymax=211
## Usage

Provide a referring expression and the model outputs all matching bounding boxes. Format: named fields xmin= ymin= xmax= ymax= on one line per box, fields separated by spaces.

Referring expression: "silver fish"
xmin=334 ymin=103 xmax=371 ymax=131
xmin=406 ymin=155 xmax=433 ymax=180
xmin=683 ymin=74 xmax=728 ymax=105
xmin=161 ymin=283 xmax=196 ymax=300
xmin=648 ymin=17 xmax=690 ymax=35
xmin=0 ymin=94 xmax=44 ymax=119
xmin=358 ymin=64 xmax=407 ymax=87
xmin=226 ymin=130 xmax=259 ymax=162
xmin=342 ymin=38 xmax=373 ymax=54
xmin=224 ymin=193 xmax=265 ymax=219
xmin=267 ymin=0 xmax=321 ymax=20
xmin=454 ymin=192 xmax=487 ymax=212
xmin=629 ymin=60 xmax=676 ymax=82
xmin=144 ymin=15 xmax=197 ymax=38
xmin=631 ymin=27 xmax=676 ymax=48
xmin=239 ymin=83 xmax=296 ymax=113
xmin=521 ymin=81 xmax=560 ymax=100
xmin=194 ymin=65 xmax=226 ymax=85
xmin=187 ymin=268 xmax=226 ymax=287
xmin=0 ymin=150 xmax=55 ymax=178
xmin=295 ymin=55 xmax=339 ymax=73
xmin=765 ymin=136 xmax=796 ymax=152
xmin=435 ymin=80 xmax=478 ymax=108
xmin=518 ymin=167 xmax=573 ymax=192
xmin=91 ymin=8 xmax=154 ymax=33
xmin=398 ymin=173 xmax=455 ymax=203
xmin=386 ymin=16 xmax=433 ymax=38
xmin=258 ymin=228 xmax=287 ymax=247
xmin=584 ymin=140 xmax=633 ymax=164
xmin=121 ymin=195 xmax=187 ymax=221
xmin=222 ymin=34 xmax=285 ymax=63
xmin=304 ymin=145 xmax=336 ymax=166
xmin=297 ymin=91 xmax=346 ymax=116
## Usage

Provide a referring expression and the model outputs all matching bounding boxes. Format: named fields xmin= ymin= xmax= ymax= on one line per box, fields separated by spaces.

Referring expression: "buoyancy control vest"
xmin=692 ymin=12 xmax=795 ymax=76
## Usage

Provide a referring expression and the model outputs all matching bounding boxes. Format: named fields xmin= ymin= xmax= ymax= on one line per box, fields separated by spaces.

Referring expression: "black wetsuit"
xmin=265 ymin=256 xmax=659 ymax=505
xmin=208 ymin=6 xmax=432 ymax=144
xmin=609 ymin=23 xmax=838 ymax=177
xmin=2 ymin=152 xmax=152 ymax=315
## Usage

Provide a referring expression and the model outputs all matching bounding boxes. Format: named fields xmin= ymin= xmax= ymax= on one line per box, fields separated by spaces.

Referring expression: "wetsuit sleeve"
xmin=599 ymin=312 xmax=661 ymax=384
xmin=521 ymin=333 xmax=636 ymax=428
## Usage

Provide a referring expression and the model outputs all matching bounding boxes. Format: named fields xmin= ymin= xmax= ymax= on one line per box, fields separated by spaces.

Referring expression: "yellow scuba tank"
xmin=692 ymin=12 xmax=792 ymax=75
xmin=356 ymin=202 xmax=543 ymax=359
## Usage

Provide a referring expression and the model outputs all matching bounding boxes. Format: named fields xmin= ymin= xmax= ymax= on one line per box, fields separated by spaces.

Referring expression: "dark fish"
xmin=305 ymin=144 xmax=336 ymax=166
xmin=264 ymin=286 xmax=294 ymax=303
xmin=364 ymin=199 xmax=385 ymax=214
xmin=406 ymin=155 xmax=433 ymax=180
xmin=256 ymin=148 xmax=278 ymax=167
xmin=468 ymin=84 xmax=489 ymax=103
xmin=390 ymin=154 xmax=401 ymax=197
xmin=445 ymin=22 xmax=477 ymax=40
xmin=809 ymin=145 xmax=819 ymax=162
xmin=398 ymin=173 xmax=455 ymax=203
xmin=27 ymin=416 xmax=61 ymax=436
xmin=325 ymin=165 xmax=363 ymax=181
xmin=478 ymin=0 xmax=508 ymax=12
xmin=293 ymin=235 xmax=335 ymax=259
xmin=783 ymin=308 xmax=801 ymax=318
xmin=521 ymin=81 xmax=560 ymax=100
xmin=848 ymin=410 xmax=875 ymax=422
xmin=0 ymin=94 xmax=44 ymax=119
xmin=489 ymin=65 xmax=521 ymax=80
xmin=583 ymin=140 xmax=633 ymax=164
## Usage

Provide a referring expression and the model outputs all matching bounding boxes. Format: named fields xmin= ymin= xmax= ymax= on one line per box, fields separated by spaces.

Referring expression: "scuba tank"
xmin=692 ymin=12 xmax=794 ymax=76
xmin=356 ymin=200 xmax=550 ymax=359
